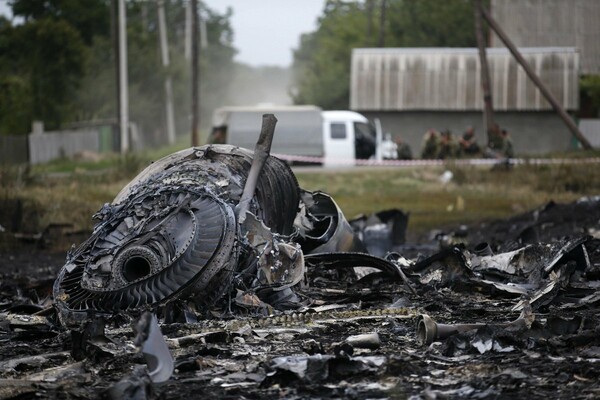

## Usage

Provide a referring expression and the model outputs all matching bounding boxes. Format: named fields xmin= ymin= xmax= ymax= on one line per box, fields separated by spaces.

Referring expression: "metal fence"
xmin=28 ymin=129 xmax=100 ymax=165
xmin=1 ymin=125 xmax=117 ymax=165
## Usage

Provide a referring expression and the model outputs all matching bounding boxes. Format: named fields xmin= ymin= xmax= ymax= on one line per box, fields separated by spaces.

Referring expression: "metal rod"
xmin=474 ymin=0 xmax=495 ymax=144
xmin=480 ymin=5 xmax=593 ymax=150
xmin=236 ymin=114 xmax=278 ymax=223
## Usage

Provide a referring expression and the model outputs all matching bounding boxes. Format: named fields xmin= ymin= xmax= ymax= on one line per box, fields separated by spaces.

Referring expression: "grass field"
xmin=2 ymin=148 xmax=600 ymax=245
xmin=296 ymin=162 xmax=600 ymax=237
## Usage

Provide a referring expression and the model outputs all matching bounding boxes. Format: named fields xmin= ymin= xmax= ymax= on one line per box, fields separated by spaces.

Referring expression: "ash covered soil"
xmin=2 ymin=197 xmax=600 ymax=399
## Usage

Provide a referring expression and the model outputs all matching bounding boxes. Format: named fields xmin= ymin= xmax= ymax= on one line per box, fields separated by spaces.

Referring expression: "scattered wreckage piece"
xmin=407 ymin=236 xmax=594 ymax=312
xmin=133 ymin=312 xmax=174 ymax=383
xmin=416 ymin=304 xmax=534 ymax=346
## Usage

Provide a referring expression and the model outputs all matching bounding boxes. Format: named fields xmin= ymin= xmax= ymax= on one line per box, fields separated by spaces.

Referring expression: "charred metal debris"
xmin=2 ymin=115 xmax=600 ymax=398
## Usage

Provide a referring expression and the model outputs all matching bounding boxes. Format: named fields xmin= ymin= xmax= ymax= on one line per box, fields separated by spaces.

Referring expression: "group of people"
xmin=421 ymin=124 xmax=513 ymax=160
xmin=381 ymin=134 xmax=414 ymax=160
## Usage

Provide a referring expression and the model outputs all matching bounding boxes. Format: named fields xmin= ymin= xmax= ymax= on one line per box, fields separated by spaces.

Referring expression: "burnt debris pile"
xmin=2 ymin=118 xmax=600 ymax=398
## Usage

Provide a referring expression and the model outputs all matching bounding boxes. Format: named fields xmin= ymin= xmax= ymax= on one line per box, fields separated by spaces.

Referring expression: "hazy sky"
xmin=203 ymin=0 xmax=325 ymax=67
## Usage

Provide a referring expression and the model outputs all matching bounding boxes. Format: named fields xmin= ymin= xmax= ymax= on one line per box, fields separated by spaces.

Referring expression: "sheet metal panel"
xmin=226 ymin=108 xmax=324 ymax=157
xmin=351 ymin=47 xmax=579 ymax=111
xmin=491 ymin=0 xmax=600 ymax=75
xmin=28 ymin=129 xmax=100 ymax=165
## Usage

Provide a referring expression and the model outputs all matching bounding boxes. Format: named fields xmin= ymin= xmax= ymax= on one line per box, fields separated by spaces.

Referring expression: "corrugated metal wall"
xmin=28 ymin=129 xmax=100 ymax=165
xmin=491 ymin=0 xmax=600 ymax=75
xmin=350 ymin=48 xmax=579 ymax=112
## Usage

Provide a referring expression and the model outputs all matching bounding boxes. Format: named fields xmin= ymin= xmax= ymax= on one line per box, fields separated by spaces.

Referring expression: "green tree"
xmin=580 ymin=75 xmax=600 ymax=117
xmin=386 ymin=0 xmax=476 ymax=48
xmin=0 ymin=17 xmax=86 ymax=134
xmin=292 ymin=0 xmax=478 ymax=110
xmin=10 ymin=0 xmax=110 ymax=45
xmin=292 ymin=1 xmax=368 ymax=109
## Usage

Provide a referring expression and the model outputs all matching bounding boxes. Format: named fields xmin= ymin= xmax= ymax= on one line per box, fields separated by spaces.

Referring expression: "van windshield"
xmin=354 ymin=122 xmax=376 ymax=159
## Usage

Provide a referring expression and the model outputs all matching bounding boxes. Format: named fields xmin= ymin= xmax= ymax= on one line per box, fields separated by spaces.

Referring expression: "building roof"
xmin=350 ymin=47 xmax=579 ymax=112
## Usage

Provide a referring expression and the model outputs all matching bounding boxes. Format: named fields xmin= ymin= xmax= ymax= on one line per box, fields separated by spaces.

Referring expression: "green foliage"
xmin=0 ymin=0 xmax=237 ymax=147
xmin=0 ymin=17 xmax=86 ymax=134
xmin=386 ymin=0 xmax=477 ymax=48
xmin=292 ymin=1 xmax=368 ymax=109
xmin=10 ymin=0 xmax=110 ymax=44
xmin=580 ymin=75 xmax=600 ymax=116
xmin=292 ymin=0 xmax=479 ymax=109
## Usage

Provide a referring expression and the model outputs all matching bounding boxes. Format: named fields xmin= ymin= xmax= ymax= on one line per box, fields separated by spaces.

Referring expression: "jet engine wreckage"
xmin=3 ymin=114 xmax=600 ymax=398
xmin=53 ymin=114 xmax=402 ymax=325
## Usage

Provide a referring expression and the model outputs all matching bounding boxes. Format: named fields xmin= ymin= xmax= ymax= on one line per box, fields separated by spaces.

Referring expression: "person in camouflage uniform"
xmin=458 ymin=126 xmax=481 ymax=157
xmin=437 ymin=129 xmax=459 ymax=159
xmin=483 ymin=122 xmax=504 ymax=158
xmin=395 ymin=136 xmax=413 ymax=160
xmin=501 ymin=129 xmax=514 ymax=158
xmin=421 ymin=129 xmax=440 ymax=159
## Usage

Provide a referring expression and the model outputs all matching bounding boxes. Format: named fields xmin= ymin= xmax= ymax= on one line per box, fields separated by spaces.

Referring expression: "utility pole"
xmin=479 ymin=5 xmax=593 ymax=149
xmin=474 ymin=0 xmax=495 ymax=145
xmin=117 ymin=0 xmax=129 ymax=153
xmin=377 ymin=0 xmax=387 ymax=47
xmin=366 ymin=0 xmax=374 ymax=46
xmin=185 ymin=0 xmax=192 ymax=59
xmin=157 ymin=0 xmax=176 ymax=144
xmin=191 ymin=0 xmax=200 ymax=147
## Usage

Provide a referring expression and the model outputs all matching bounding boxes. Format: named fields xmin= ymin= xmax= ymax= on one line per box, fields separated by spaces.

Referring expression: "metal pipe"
xmin=473 ymin=242 xmax=493 ymax=257
xmin=416 ymin=313 xmax=529 ymax=346
xmin=236 ymin=114 xmax=278 ymax=223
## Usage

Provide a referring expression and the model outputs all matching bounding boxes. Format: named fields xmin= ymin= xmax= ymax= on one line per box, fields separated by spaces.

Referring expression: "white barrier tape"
xmin=272 ymin=153 xmax=600 ymax=167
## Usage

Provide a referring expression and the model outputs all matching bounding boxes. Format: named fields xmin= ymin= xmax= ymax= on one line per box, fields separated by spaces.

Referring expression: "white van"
xmin=211 ymin=105 xmax=378 ymax=166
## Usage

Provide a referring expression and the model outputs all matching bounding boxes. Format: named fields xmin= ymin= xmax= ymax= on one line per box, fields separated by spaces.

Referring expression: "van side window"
xmin=330 ymin=123 xmax=347 ymax=139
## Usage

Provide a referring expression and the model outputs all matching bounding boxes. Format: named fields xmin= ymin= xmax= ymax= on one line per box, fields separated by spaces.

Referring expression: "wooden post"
xmin=480 ymin=5 xmax=593 ymax=150
xmin=191 ymin=0 xmax=200 ymax=147
xmin=474 ymin=0 xmax=495 ymax=145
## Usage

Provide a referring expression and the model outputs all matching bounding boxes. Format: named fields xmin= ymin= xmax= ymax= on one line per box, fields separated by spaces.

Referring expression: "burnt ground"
xmin=2 ymin=197 xmax=600 ymax=399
